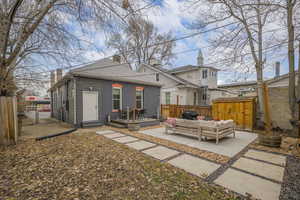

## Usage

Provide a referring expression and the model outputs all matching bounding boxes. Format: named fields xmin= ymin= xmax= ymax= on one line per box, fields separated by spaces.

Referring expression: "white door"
xmin=82 ymin=91 xmax=99 ymax=121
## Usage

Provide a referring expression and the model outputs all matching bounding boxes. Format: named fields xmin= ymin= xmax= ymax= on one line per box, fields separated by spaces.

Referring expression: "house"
xmin=49 ymin=56 xmax=161 ymax=127
xmin=137 ymin=50 xmax=219 ymax=106
xmin=211 ymin=70 xmax=299 ymax=132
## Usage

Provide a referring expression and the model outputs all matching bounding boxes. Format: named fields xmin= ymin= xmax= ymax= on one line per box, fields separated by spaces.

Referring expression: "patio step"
xmin=107 ymin=122 xmax=127 ymax=128
xmin=81 ymin=120 xmax=103 ymax=128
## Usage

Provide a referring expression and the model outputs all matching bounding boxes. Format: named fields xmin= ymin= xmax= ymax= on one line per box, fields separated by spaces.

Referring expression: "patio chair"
xmin=137 ymin=109 xmax=146 ymax=119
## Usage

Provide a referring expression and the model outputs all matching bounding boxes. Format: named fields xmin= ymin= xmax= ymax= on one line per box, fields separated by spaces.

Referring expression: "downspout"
xmin=74 ymin=77 xmax=77 ymax=126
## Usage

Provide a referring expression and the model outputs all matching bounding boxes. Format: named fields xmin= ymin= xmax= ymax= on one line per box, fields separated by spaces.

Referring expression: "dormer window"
xmin=202 ymin=69 xmax=207 ymax=79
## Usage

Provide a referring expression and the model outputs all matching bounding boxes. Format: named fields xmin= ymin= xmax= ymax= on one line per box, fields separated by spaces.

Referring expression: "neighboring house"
xmin=49 ymin=56 xmax=161 ymax=127
xmin=137 ymin=50 xmax=219 ymax=106
xmin=211 ymin=71 xmax=299 ymax=131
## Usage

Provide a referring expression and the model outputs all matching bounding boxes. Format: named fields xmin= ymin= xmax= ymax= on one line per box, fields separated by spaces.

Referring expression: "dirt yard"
xmin=0 ymin=130 xmax=237 ymax=200
xmin=21 ymin=117 xmax=73 ymax=139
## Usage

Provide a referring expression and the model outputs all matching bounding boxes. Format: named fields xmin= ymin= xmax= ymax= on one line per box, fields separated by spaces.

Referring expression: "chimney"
xmin=112 ymin=54 xmax=121 ymax=63
xmin=275 ymin=62 xmax=280 ymax=78
xmin=50 ymin=71 xmax=55 ymax=87
xmin=56 ymin=68 xmax=62 ymax=82
xmin=149 ymin=58 xmax=161 ymax=67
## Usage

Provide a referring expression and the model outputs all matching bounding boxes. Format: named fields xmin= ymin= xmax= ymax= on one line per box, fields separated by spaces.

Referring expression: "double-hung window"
xmin=136 ymin=88 xmax=144 ymax=109
xmin=202 ymin=69 xmax=207 ymax=79
xmin=165 ymin=92 xmax=171 ymax=104
xmin=112 ymin=86 xmax=122 ymax=111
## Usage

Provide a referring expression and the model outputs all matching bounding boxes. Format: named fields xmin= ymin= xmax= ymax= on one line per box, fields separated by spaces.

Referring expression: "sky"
xmin=56 ymin=0 xmax=297 ymax=85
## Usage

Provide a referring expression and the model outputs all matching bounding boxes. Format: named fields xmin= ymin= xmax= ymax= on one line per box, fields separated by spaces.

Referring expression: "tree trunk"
xmin=287 ymin=0 xmax=297 ymax=120
xmin=0 ymin=63 xmax=17 ymax=96
xmin=298 ymin=40 xmax=300 ymax=100
xmin=256 ymin=5 xmax=266 ymax=128
xmin=256 ymin=65 xmax=265 ymax=126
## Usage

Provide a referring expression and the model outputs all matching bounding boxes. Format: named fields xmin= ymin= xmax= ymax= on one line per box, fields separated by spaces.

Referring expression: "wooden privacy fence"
xmin=212 ymin=97 xmax=256 ymax=130
xmin=161 ymin=104 xmax=212 ymax=119
xmin=0 ymin=96 xmax=18 ymax=145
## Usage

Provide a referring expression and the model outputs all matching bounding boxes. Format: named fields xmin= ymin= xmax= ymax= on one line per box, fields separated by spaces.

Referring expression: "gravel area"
xmin=0 ymin=131 xmax=238 ymax=200
xmin=109 ymin=127 xmax=230 ymax=164
xmin=280 ymin=155 xmax=300 ymax=200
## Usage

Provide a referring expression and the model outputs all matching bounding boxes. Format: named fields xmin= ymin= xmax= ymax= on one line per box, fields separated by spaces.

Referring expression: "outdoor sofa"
xmin=164 ymin=118 xmax=235 ymax=144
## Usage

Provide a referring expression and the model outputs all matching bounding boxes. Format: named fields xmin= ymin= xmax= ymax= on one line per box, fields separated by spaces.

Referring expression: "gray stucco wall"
xmin=75 ymin=76 xmax=161 ymax=126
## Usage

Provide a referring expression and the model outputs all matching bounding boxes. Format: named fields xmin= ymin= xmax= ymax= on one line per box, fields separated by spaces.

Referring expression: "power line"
xmin=27 ymin=39 xmax=289 ymax=78
xmin=42 ymin=11 xmax=276 ymax=71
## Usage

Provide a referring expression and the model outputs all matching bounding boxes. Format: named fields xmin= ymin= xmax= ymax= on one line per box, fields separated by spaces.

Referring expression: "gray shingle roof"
xmin=49 ymin=58 xmax=162 ymax=90
xmin=168 ymin=65 xmax=219 ymax=74
xmin=140 ymin=63 xmax=201 ymax=88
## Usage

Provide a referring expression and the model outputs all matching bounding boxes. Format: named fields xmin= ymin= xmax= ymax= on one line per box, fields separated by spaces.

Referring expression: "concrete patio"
xmin=139 ymin=127 xmax=257 ymax=157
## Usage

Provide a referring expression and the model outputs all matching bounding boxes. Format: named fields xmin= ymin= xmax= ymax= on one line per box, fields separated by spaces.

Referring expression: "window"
xmin=201 ymin=87 xmax=207 ymax=101
xmin=193 ymin=92 xmax=197 ymax=105
xmin=136 ymin=88 xmax=144 ymax=109
xmin=156 ymin=73 xmax=159 ymax=81
xmin=202 ymin=69 xmax=207 ymax=79
xmin=112 ymin=87 xmax=122 ymax=110
xmin=165 ymin=92 xmax=171 ymax=104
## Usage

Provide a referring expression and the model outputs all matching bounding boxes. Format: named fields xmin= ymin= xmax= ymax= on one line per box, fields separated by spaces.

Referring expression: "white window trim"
xmin=112 ymin=87 xmax=122 ymax=111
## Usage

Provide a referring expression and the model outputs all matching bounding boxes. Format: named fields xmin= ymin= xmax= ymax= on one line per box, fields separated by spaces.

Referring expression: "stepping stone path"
xmin=112 ymin=136 xmax=139 ymax=143
xmin=244 ymin=149 xmax=286 ymax=166
xmin=96 ymin=130 xmax=116 ymax=135
xmin=232 ymin=157 xmax=285 ymax=182
xmin=215 ymin=149 xmax=286 ymax=200
xmin=96 ymin=130 xmax=287 ymax=200
xmin=103 ymin=132 xmax=125 ymax=139
xmin=126 ymin=140 xmax=156 ymax=150
xmin=215 ymin=168 xmax=282 ymax=200
xmin=142 ymin=146 xmax=180 ymax=160
xmin=168 ymin=154 xmax=220 ymax=178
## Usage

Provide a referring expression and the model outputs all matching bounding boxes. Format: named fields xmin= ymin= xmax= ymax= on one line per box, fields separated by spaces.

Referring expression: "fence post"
xmin=13 ymin=97 xmax=18 ymax=143
xmin=0 ymin=96 xmax=17 ymax=146
xmin=35 ymin=109 xmax=39 ymax=124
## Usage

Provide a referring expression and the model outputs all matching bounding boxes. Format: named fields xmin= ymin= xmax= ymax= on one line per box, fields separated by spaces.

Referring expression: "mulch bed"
xmin=0 ymin=132 xmax=238 ymax=200
xmin=108 ymin=126 xmax=230 ymax=164
xmin=250 ymin=136 xmax=300 ymax=157
xmin=280 ymin=155 xmax=300 ymax=200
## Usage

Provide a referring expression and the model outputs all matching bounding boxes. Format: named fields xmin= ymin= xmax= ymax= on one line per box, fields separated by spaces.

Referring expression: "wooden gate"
xmin=212 ymin=97 xmax=256 ymax=130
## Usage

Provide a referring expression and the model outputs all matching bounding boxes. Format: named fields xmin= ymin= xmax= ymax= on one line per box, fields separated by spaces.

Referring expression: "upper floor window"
xmin=202 ymin=69 xmax=207 ymax=79
xmin=165 ymin=92 xmax=171 ymax=104
xmin=156 ymin=73 xmax=159 ymax=81
xmin=202 ymin=87 xmax=208 ymax=101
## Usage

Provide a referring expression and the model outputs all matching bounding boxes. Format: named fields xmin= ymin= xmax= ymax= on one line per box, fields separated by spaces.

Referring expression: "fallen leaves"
xmin=0 ymin=132 xmax=237 ymax=200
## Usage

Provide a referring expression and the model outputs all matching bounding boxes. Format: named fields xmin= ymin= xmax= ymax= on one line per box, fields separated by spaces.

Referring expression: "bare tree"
xmin=0 ymin=0 xmax=153 ymax=96
xmin=186 ymin=0 xmax=281 ymax=127
xmin=106 ymin=17 xmax=176 ymax=70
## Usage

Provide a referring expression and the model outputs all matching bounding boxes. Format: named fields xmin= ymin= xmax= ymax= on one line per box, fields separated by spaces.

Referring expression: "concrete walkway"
xmin=96 ymin=130 xmax=286 ymax=200
xmin=139 ymin=127 xmax=257 ymax=157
